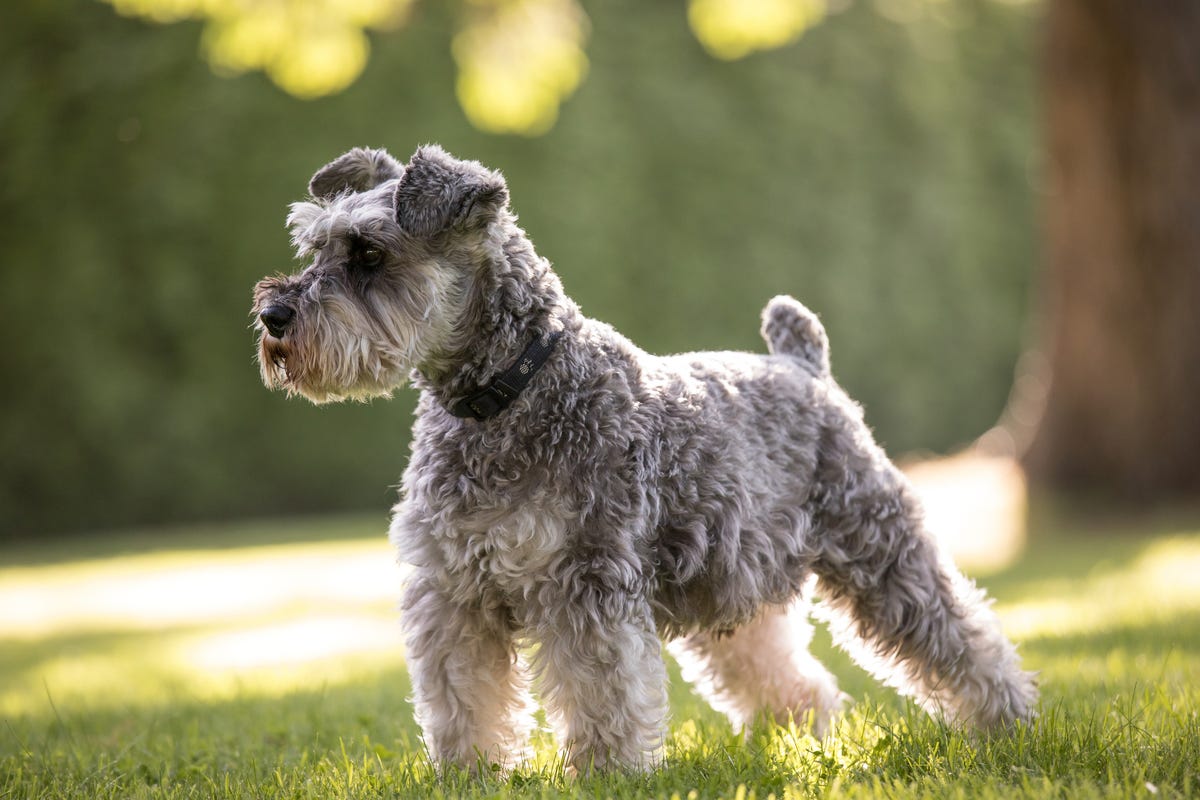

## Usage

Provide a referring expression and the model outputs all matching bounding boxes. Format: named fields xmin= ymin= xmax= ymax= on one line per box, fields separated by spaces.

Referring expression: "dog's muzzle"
xmin=259 ymin=304 xmax=295 ymax=338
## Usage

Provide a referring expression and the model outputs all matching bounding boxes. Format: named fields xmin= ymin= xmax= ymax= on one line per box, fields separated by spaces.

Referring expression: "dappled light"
xmin=756 ymin=712 xmax=891 ymax=773
xmin=106 ymin=0 xmax=413 ymax=98
xmin=181 ymin=616 xmax=400 ymax=671
xmin=3 ymin=514 xmax=1199 ymax=795
xmin=96 ymin=0 xmax=859 ymax=132
xmin=688 ymin=0 xmax=826 ymax=61
xmin=0 ymin=537 xmax=405 ymax=715
xmin=454 ymin=0 xmax=589 ymax=135
xmin=4 ymin=510 xmax=1199 ymax=720
xmin=102 ymin=0 xmax=590 ymax=130
xmin=664 ymin=714 xmax=897 ymax=790
xmin=1000 ymin=536 xmax=1200 ymax=641
xmin=0 ymin=538 xmax=398 ymax=637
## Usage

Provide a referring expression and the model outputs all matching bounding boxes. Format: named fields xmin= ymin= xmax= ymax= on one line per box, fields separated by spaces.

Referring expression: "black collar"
xmin=448 ymin=330 xmax=564 ymax=420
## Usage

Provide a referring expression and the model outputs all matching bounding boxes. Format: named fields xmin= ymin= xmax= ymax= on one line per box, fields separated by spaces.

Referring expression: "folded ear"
xmin=393 ymin=145 xmax=509 ymax=238
xmin=308 ymin=147 xmax=405 ymax=200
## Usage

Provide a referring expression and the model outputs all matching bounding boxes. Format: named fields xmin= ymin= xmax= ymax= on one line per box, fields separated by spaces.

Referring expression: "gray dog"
xmin=252 ymin=145 xmax=1037 ymax=773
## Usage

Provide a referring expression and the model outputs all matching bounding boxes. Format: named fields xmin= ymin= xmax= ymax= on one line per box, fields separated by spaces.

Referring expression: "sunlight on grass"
xmin=2 ymin=513 xmax=1198 ymax=798
xmin=2 ymin=625 xmax=406 ymax=718
xmin=180 ymin=615 xmax=400 ymax=670
xmin=999 ymin=536 xmax=1200 ymax=640
xmin=757 ymin=712 xmax=890 ymax=777
xmin=0 ymin=538 xmax=398 ymax=637
xmin=4 ymin=505 xmax=1198 ymax=719
xmin=0 ymin=535 xmax=405 ymax=716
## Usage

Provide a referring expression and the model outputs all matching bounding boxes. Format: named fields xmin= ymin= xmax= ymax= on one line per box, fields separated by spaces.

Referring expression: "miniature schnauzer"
xmin=252 ymin=145 xmax=1037 ymax=773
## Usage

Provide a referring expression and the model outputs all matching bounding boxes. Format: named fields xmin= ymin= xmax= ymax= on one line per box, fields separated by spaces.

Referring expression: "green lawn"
xmin=1 ymin=510 xmax=1197 ymax=799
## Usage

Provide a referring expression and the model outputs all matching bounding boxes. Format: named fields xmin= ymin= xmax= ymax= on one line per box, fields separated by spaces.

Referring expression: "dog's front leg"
xmin=401 ymin=575 xmax=535 ymax=770
xmin=531 ymin=573 xmax=668 ymax=774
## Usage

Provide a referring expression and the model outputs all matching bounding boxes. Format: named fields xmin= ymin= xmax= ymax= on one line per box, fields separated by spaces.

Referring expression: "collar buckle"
xmin=461 ymin=384 xmax=509 ymax=420
xmin=448 ymin=332 xmax=563 ymax=421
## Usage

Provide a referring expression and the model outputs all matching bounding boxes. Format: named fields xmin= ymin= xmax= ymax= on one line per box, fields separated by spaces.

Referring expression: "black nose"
xmin=259 ymin=304 xmax=294 ymax=338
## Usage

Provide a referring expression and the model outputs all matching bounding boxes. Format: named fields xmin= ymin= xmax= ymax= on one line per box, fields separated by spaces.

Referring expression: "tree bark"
xmin=1021 ymin=0 xmax=1200 ymax=503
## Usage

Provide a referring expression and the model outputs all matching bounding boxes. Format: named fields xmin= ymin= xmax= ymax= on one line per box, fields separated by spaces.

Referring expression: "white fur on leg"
xmin=669 ymin=603 xmax=846 ymax=736
xmin=401 ymin=577 xmax=536 ymax=769
xmin=534 ymin=603 xmax=668 ymax=773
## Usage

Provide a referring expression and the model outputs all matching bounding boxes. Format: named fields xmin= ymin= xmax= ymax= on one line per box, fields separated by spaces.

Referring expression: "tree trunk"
xmin=1020 ymin=0 xmax=1200 ymax=503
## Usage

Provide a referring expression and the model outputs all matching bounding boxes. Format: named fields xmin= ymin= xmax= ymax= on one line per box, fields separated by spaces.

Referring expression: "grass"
xmin=1 ymin=509 xmax=1198 ymax=799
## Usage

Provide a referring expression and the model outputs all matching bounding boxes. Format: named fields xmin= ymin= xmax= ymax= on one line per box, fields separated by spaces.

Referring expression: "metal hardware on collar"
xmin=449 ymin=330 xmax=564 ymax=421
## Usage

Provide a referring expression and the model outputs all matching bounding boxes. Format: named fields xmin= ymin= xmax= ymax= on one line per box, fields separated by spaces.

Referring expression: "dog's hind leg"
xmin=807 ymin=447 xmax=1037 ymax=729
xmin=668 ymin=603 xmax=846 ymax=735
xmin=401 ymin=576 xmax=536 ymax=770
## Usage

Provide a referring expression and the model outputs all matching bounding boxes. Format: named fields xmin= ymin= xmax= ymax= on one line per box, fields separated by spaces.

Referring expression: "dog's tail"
xmin=760 ymin=295 xmax=830 ymax=376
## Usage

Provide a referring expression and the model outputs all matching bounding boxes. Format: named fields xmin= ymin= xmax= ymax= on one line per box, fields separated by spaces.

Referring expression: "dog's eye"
xmin=360 ymin=247 xmax=384 ymax=268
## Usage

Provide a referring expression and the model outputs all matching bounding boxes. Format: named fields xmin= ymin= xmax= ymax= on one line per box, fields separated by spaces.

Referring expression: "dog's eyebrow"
xmin=287 ymin=200 xmax=323 ymax=235
xmin=287 ymin=201 xmax=394 ymax=255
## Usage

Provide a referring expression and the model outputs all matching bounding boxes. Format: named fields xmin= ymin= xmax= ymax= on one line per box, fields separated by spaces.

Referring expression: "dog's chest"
xmin=451 ymin=507 xmax=568 ymax=601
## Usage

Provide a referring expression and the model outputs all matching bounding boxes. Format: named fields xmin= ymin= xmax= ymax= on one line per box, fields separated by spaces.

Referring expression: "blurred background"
xmin=2 ymin=1 xmax=1199 ymax=783
xmin=2 ymin=0 xmax=1197 ymax=557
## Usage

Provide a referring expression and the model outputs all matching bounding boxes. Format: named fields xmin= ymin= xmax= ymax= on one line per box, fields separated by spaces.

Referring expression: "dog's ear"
xmin=308 ymin=147 xmax=405 ymax=200
xmin=393 ymin=145 xmax=509 ymax=238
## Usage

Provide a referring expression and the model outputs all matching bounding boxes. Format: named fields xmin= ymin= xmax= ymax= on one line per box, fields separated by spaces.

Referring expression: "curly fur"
xmin=251 ymin=145 xmax=1038 ymax=774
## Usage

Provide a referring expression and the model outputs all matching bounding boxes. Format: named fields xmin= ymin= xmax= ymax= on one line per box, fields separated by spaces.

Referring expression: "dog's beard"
xmin=258 ymin=330 xmax=407 ymax=405
xmin=257 ymin=269 xmax=460 ymax=404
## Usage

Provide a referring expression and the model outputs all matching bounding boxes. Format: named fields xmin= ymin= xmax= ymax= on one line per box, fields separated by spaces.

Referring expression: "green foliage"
xmin=1 ymin=513 xmax=1198 ymax=798
xmin=0 ymin=0 xmax=1037 ymax=536
xmin=101 ymin=0 xmax=828 ymax=135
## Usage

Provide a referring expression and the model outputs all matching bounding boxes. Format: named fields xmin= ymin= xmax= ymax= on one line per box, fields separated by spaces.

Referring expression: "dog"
xmin=252 ymin=144 xmax=1037 ymax=773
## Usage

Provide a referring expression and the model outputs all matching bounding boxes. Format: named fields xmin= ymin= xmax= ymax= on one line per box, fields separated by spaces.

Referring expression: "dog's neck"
xmin=415 ymin=228 xmax=577 ymax=414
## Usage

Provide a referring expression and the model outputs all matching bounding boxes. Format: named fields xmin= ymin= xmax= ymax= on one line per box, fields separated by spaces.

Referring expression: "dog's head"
xmin=251 ymin=145 xmax=510 ymax=402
